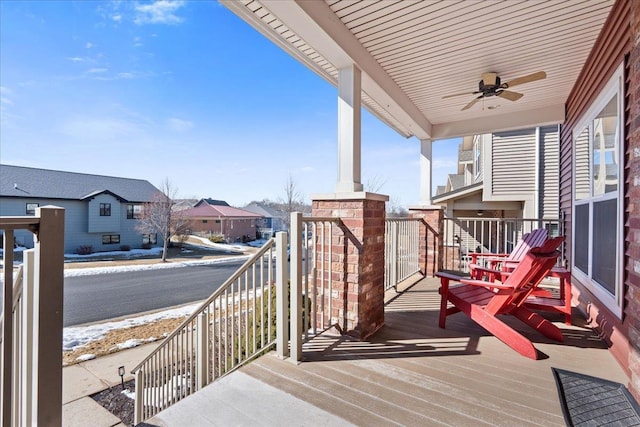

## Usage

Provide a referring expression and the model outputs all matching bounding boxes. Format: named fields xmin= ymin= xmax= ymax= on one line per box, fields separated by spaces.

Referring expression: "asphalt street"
xmin=63 ymin=260 xmax=245 ymax=327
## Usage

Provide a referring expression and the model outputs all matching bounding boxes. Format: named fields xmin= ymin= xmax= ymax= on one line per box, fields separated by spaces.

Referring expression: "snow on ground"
xmin=64 ymin=254 xmax=251 ymax=277
xmin=121 ymin=389 xmax=135 ymax=399
xmin=186 ymin=235 xmax=248 ymax=253
xmin=64 ymin=247 xmax=165 ymax=260
xmin=112 ymin=337 xmax=157 ymax=351
xmin=63 ymin=303 xmax=199 ymax=352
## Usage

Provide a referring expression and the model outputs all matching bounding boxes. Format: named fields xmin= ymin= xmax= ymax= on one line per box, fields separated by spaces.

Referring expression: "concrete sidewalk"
xmin=62 ymin=342 xmax=159 ymax=427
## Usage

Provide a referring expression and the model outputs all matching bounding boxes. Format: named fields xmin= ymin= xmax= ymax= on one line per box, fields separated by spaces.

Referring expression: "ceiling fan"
xmin=442 ymin=71 xmax=547 ymax=111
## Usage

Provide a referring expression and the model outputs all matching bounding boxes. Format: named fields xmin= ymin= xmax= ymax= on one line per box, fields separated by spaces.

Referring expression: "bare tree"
xmin=280 ymin=173 xmax=304 ymax=229
xmin=136 ymin=179 xmax=191 ymax=262
xmin=364 ymin=173 xmax=387 ymax=194
xmin=387 ymin=196 xmax=408 ymax=218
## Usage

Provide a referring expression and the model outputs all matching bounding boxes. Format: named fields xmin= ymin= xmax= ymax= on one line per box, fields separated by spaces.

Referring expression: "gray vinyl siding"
xmin=88 ymin=194 xmax=121 ymax=233
xmin=539 ymin=126 xmax=560 ymax=218
xmin=491 ymin=128 xmax=537 ymax=195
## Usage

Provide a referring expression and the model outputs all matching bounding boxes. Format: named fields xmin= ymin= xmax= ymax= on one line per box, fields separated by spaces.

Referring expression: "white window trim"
xmin=473 ymin=137 xmax=482 ymax=180
xmin=571 ymin=63 xmax=624 ymax=318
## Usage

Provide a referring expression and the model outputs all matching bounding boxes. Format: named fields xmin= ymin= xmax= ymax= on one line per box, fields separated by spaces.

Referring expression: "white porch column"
xmin=336 ymin=64 xmax=364 ymax=193
xmin=419 ymin=139 xmax=433 ymax=205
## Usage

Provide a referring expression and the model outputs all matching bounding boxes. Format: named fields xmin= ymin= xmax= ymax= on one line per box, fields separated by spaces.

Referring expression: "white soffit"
xmin=223 ymin=0 xmax=614 ymax=140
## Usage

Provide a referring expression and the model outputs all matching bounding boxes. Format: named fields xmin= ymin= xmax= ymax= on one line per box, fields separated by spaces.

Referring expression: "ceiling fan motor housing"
xmin=479 ymin=73 xmax=501 ymax=96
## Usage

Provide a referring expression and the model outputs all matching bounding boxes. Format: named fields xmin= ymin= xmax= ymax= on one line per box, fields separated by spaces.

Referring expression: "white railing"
xmin=289 ymin=213 xmax=346 ymax=362
xmin=132 ymin=233 xmax=288 ymax=424
xmin=442 ymin=216 xmax=564 ymax=273
xmin=1 ymin=206 xmax=65 ymax=427
xmin=384 ymin=218 xmax=421 ymax=291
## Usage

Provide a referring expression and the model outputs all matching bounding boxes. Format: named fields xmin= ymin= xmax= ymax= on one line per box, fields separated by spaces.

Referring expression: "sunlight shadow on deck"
xmin=304 ymin=278 xmax=611 ymax=363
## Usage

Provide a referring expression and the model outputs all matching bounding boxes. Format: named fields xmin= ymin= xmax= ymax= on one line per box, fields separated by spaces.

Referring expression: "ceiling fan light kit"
xmin=444 ymin=71 xmax=547 ymax=111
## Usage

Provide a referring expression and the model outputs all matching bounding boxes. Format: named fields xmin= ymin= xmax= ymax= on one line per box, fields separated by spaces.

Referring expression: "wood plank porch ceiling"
xmin=224 ymin=0 xmax=613 ymax=140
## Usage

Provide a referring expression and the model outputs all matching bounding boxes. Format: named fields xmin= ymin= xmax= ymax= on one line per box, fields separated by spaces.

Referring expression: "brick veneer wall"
xmin=627 ymin=0 xmax=640 ymax=401
xmin=312 ymin=197 xmax=386 ymax=340
xmin=409 ymin=207 xmax=444 ymax=277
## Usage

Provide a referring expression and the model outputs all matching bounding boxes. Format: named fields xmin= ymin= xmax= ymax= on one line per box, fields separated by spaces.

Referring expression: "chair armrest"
xmin=436 ymin=271 xmax=513 ymax=290
xmin=468 ymin=263 xmax=509 ymax=281
xmin=458 ymin=278 xmax=514 ymax=290
xmin=469 ymin=252 xmax=510 ymax=264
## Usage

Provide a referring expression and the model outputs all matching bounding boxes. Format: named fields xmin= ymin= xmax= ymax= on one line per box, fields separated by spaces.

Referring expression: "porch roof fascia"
xmin=432 ymin=182 xmax=483 ymax=204
xmin=222 ymin=0 xmax=568 ymax=140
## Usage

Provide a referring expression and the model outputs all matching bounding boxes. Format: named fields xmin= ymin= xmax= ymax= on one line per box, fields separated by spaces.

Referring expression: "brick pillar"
xmin=408 ymin=206 xmax=444 ymax=277
xmin=312 ymin=193 xmax=388 ymax=340
xmin=627 ymin=0 xmax=640 ymax=402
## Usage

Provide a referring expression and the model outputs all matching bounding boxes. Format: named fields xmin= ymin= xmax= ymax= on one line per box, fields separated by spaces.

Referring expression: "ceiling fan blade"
xmin=442 ymin=91 xmax=477 ymax=99
xmin=503 ymin=71 xmax=546 ymax=88
xmin=461 ymin=96 xmax=482 ymax=111
xmin=497 ymin=90 xmax=523 ymax=101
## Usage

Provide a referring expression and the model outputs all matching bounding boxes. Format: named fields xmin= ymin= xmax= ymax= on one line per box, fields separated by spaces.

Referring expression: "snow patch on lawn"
xmin=63 ymin=303 xmax=199 ymax=351
xmin=64 ymin=255 xmax=250 ymax=277
xmin=75 ymin=354 xmax=96 ymax=362
xmin=121 ymin=389 xmax=135 ymax=400
xmin=112 ymin=337 xmax=157 ymax=351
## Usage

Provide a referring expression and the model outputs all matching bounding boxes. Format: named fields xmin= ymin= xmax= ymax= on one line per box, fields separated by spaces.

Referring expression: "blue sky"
xmin=0 ymin=0 xmax=459 ymax=207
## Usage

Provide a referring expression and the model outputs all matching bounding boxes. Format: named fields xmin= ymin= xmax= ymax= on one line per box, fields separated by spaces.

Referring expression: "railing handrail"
xmin=0 ymin=216 xmax=40 ymax=230
xmin=301 ymin=216 xmax=342 ymax=224
xmin=132 ymin=238 xmax=275 ymax=373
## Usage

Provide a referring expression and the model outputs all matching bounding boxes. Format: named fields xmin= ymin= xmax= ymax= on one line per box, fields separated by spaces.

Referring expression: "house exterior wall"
xmin=0 ymin=196 xmax=159 ymax=253
xmin=188 ymin=217 xmax=256 ymax=242
xmin=491 ymin=128 xmax=537 ymax=196
xmin=540 ymin=126 xmax=560 ymax=219
xmin=559 ymin=0 xmax=636 ymax=396
xmin=87 ymin=193 xmax=121 ymax=233
xmin=484 ymin=125 xmax=559 ymax=218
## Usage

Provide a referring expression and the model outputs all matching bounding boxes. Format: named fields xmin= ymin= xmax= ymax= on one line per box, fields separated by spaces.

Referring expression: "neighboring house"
xmin=433 ymin=126 xmax=559 ymax=220
xmin=243 ymin=202 xmax=287 ymax=239
xmin=195 ymin=198 xmax=229 ymax=207
xmin=181 ymin=199 xmax=262 ymax=242
xmin=172 ymin=199 xmax=198 ymax=211
xmin=0 ymin=164 xmax=162 ymax=253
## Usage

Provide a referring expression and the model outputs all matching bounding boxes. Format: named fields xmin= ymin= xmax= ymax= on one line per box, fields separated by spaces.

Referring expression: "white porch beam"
xmin=419 ymin=140 xmax=433 ymax=206
xmin=431 ymin=104 xmax=565 ymax=140
xmin=336 ymin=65 xmax=364 ymax=193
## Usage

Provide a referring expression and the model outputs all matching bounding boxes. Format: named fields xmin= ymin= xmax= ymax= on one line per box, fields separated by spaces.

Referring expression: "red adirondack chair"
xmin=468 ymin=228 xmax=548 ymax=279
xmin=436 ymin=236 xmax=564 ymax=360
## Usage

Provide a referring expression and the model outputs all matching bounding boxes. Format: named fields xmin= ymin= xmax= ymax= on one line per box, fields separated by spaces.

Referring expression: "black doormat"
xmin=552 ymin=367 xmax=640 ymax=426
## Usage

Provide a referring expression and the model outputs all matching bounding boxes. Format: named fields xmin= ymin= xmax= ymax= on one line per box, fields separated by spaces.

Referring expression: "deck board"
xmin=149 ymin=277 xmax=629 ymax=427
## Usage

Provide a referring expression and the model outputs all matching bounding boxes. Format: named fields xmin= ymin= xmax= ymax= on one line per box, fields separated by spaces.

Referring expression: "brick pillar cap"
xmin=311 ymin=192 xmax=389 ymax=202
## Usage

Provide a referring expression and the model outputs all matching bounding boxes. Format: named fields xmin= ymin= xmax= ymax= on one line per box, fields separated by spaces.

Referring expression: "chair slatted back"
xmin=485 ymin=236 xmax=563 ymax=314
xmin=506 ymin=228 xmax=548 ymax=262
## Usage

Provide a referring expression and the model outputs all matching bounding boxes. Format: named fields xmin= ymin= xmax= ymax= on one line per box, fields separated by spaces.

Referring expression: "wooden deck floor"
xmin=151 ymin=277 xmax=629 ymax=427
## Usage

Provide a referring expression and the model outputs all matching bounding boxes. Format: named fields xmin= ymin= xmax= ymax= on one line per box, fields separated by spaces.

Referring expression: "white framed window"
xmin=26 ymin=203 xmax=39 ymax=215
xmin=473 ymin=136 xmax=482 ymax=179
xmin=572 ymin=63 xmax=624 ymax=318
xmin=102 ymin=234 xmax=120 ymax=244
xmin=142 ymin=234 xmax=157 ymax=245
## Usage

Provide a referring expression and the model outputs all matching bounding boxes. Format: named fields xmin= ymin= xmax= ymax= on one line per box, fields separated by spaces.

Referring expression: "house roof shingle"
xmin=0 ymin=164 xmax=159 ymax=202
xmin=196 ymin=198 xmax=230 ymax=207
xmin=181 ymin=204 xmax=262 ymax=219
xmin=243 ymin=203 xmax=285 ymax=219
